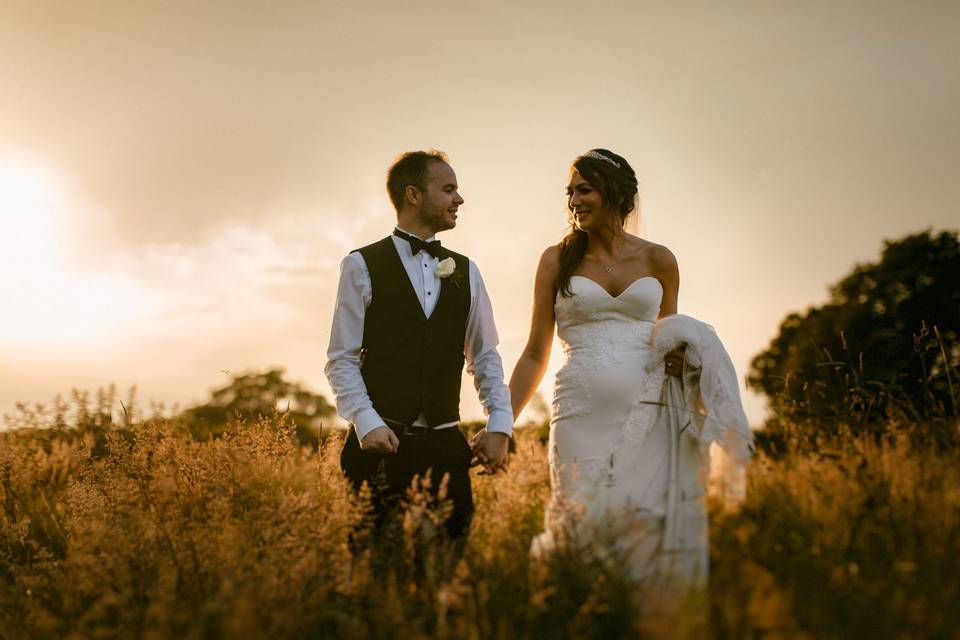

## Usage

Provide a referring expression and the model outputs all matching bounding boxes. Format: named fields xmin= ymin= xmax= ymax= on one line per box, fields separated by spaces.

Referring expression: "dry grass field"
xmin=2 ymin=391 xmax=959 ymax=639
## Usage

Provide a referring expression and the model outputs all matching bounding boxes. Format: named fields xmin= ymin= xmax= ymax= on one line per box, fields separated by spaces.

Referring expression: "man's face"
xmin=417 ymin=161 xmax=464 ymax=233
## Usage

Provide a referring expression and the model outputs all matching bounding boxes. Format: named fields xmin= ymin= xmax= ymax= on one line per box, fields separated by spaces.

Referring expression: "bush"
xmin=750 ymin=230 xmax=960 ymax=444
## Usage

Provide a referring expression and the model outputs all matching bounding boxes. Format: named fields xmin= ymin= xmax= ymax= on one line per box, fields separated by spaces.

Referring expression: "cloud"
xmin=0 ymin=150 xmax=388 ymax=414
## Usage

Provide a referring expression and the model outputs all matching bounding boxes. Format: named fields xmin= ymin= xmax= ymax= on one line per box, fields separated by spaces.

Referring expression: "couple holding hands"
xmin=325 ymin=148 xmax=753 ymax=582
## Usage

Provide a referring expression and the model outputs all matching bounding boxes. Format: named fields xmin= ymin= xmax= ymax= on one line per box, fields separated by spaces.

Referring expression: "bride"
xmin=509 ymin=149 xmax=753 ymax=585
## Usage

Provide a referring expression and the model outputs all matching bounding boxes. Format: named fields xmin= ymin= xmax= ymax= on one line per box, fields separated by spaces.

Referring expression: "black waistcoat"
xmin=354 ymin=236 xmax=471 ymax=426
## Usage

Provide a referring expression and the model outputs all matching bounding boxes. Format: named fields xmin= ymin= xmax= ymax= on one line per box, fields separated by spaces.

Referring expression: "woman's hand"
xmin=664 ymin=347 xmax=685 ymax=378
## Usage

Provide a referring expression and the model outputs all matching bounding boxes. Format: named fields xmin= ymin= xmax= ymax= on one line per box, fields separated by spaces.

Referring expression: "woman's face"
xmin=566 ymin=168 xmax=607 ymax=232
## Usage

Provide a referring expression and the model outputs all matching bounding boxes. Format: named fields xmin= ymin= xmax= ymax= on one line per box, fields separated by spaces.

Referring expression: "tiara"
xmin=583 ymin=150 xmax=621 ymax=169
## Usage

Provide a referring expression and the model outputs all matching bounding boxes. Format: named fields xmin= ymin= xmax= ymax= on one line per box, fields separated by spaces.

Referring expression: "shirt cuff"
xmin=354 ymin=408 xmax=386 ymax=440
xmin=484 ymin=408 xmax=514 ymax=438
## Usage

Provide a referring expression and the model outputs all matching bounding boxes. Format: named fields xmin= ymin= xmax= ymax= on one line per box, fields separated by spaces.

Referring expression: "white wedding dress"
xmin=533 ymin=275 xmax=751 ymax=586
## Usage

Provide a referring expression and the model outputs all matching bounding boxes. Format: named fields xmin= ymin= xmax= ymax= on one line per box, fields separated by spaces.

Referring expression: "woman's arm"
xmin=652 ymin=245 xmax=685 ymax=378
xmin=653 ymin=244 xmax=679 ymax=319
xmin=508 ymin=246 xmax=560 ymax=419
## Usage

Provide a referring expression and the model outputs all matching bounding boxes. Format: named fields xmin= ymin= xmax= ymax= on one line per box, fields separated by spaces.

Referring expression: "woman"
xmin=509 ymin=149 xmax=751 ymax=584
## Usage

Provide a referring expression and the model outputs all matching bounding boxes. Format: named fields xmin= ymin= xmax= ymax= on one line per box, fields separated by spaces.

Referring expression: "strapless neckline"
xmin=570 ymin=275 xmax=663 ymax=300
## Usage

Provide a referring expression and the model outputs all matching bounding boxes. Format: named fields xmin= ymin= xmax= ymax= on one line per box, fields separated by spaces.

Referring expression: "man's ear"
xmin=404 ymin=185 xmax=421 ymax=207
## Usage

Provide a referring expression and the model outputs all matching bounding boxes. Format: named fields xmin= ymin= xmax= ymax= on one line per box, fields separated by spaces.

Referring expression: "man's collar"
xmin=394 ymin=225 xmax=437 ymax=242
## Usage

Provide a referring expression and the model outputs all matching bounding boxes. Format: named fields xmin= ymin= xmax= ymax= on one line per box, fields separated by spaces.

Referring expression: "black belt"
xmin=383 ymin=418 xmax=446 ymax=437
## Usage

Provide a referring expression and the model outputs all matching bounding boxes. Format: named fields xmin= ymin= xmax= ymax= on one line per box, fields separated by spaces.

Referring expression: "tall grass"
xmin=1 ymin=397 xmax=959 ymax=638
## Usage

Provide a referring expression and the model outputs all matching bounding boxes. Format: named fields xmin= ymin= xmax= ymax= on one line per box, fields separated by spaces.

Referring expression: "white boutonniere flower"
xmin=435 ymin=257 xmax=456 ymax=278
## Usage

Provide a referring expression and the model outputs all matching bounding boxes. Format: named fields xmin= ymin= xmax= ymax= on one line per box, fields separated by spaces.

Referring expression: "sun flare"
xmin=0 ymin=158 xmax=65 ymax=270
xmin=0 ymin=156 xmax=152 ymax=346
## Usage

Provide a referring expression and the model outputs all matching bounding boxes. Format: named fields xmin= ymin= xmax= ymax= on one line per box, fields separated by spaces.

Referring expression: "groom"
xmin=325 ymin=149 xmax=512 ymax=542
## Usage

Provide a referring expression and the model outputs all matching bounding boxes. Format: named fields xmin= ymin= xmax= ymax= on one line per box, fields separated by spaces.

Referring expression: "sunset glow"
xmin=0 ymin=157 xmax=153 ymax=346
xmin=0 ymin=158 xmax=62 ymax=268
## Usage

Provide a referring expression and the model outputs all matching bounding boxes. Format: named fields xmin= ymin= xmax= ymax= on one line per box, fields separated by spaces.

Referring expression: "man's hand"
xmin=360 ymin=425 xmax=399 ymax=454
xmin=665 ymin=346 xmax=685 ymax=379
xmin=470 ymin=430 xmax=510 ymax=475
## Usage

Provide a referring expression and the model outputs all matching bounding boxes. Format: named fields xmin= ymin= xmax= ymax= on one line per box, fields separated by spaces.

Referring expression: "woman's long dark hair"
xmin=557 ymin=149 xmax=639 ymax=297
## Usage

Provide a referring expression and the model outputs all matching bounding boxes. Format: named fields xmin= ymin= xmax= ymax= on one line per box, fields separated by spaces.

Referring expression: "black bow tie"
xmin=394 ymin=229 xmax=444 ymax=259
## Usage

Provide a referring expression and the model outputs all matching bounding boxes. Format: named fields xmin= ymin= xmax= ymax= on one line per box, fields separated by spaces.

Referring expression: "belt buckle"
xmin=402 ymin=424 xmax=429 ymax=437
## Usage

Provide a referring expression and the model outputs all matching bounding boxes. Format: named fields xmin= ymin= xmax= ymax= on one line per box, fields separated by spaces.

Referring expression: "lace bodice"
xmin=555 ymin=275 xmax=663 ymax=357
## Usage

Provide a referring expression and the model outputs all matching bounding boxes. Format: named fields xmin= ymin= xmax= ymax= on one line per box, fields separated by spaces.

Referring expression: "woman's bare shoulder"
xmin=532 ymin=245 xmax=562 ymax=295
xmin=627 ymin=236 xmax=677 ymax=268
xmin=651 ymin=243 xmax=678 ymax=269
xmin=539 ymin=244 xmax=562 ymax=272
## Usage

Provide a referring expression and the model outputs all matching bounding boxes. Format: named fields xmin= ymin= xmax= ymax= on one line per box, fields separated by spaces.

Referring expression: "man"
xmin=325 ymin=149 xmax=512 ymax=544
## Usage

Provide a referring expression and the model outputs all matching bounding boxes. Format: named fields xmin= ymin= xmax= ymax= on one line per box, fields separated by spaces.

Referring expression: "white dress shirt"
xmin=325 ymin=227 xmax=513 ymax=440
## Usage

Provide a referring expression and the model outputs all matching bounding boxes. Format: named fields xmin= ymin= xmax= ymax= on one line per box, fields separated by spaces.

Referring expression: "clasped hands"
xmin=468 ymin=429 xmax=510 ymax=475
xmin=359 ymin=426 xmax=510 ymax=475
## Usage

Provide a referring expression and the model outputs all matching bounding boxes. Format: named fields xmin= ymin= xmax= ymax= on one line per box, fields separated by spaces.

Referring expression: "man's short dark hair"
xmin=386 ymin=149 xmax=450 ymax=212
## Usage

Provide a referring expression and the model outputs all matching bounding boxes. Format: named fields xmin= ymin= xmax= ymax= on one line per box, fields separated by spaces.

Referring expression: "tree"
xmin=182 ymin=368 xmax=336 ymax=446
xmin=749 ymin=229 xmax=960 ymax=439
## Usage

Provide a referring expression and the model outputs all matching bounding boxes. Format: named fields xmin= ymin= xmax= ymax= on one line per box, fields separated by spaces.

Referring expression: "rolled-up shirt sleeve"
xmin=465 ymin=260 xmax=514 ymax=436
xmin=324 ymin=253 xmax=385 ymax=440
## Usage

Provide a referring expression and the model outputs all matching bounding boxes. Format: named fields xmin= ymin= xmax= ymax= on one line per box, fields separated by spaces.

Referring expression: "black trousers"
xmin=340 ymin=425 xmax=475 ymax=542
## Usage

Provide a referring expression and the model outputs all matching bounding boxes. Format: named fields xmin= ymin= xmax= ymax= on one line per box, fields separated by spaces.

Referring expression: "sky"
xmin=1 ymin=1 xmax=958 ymax=427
